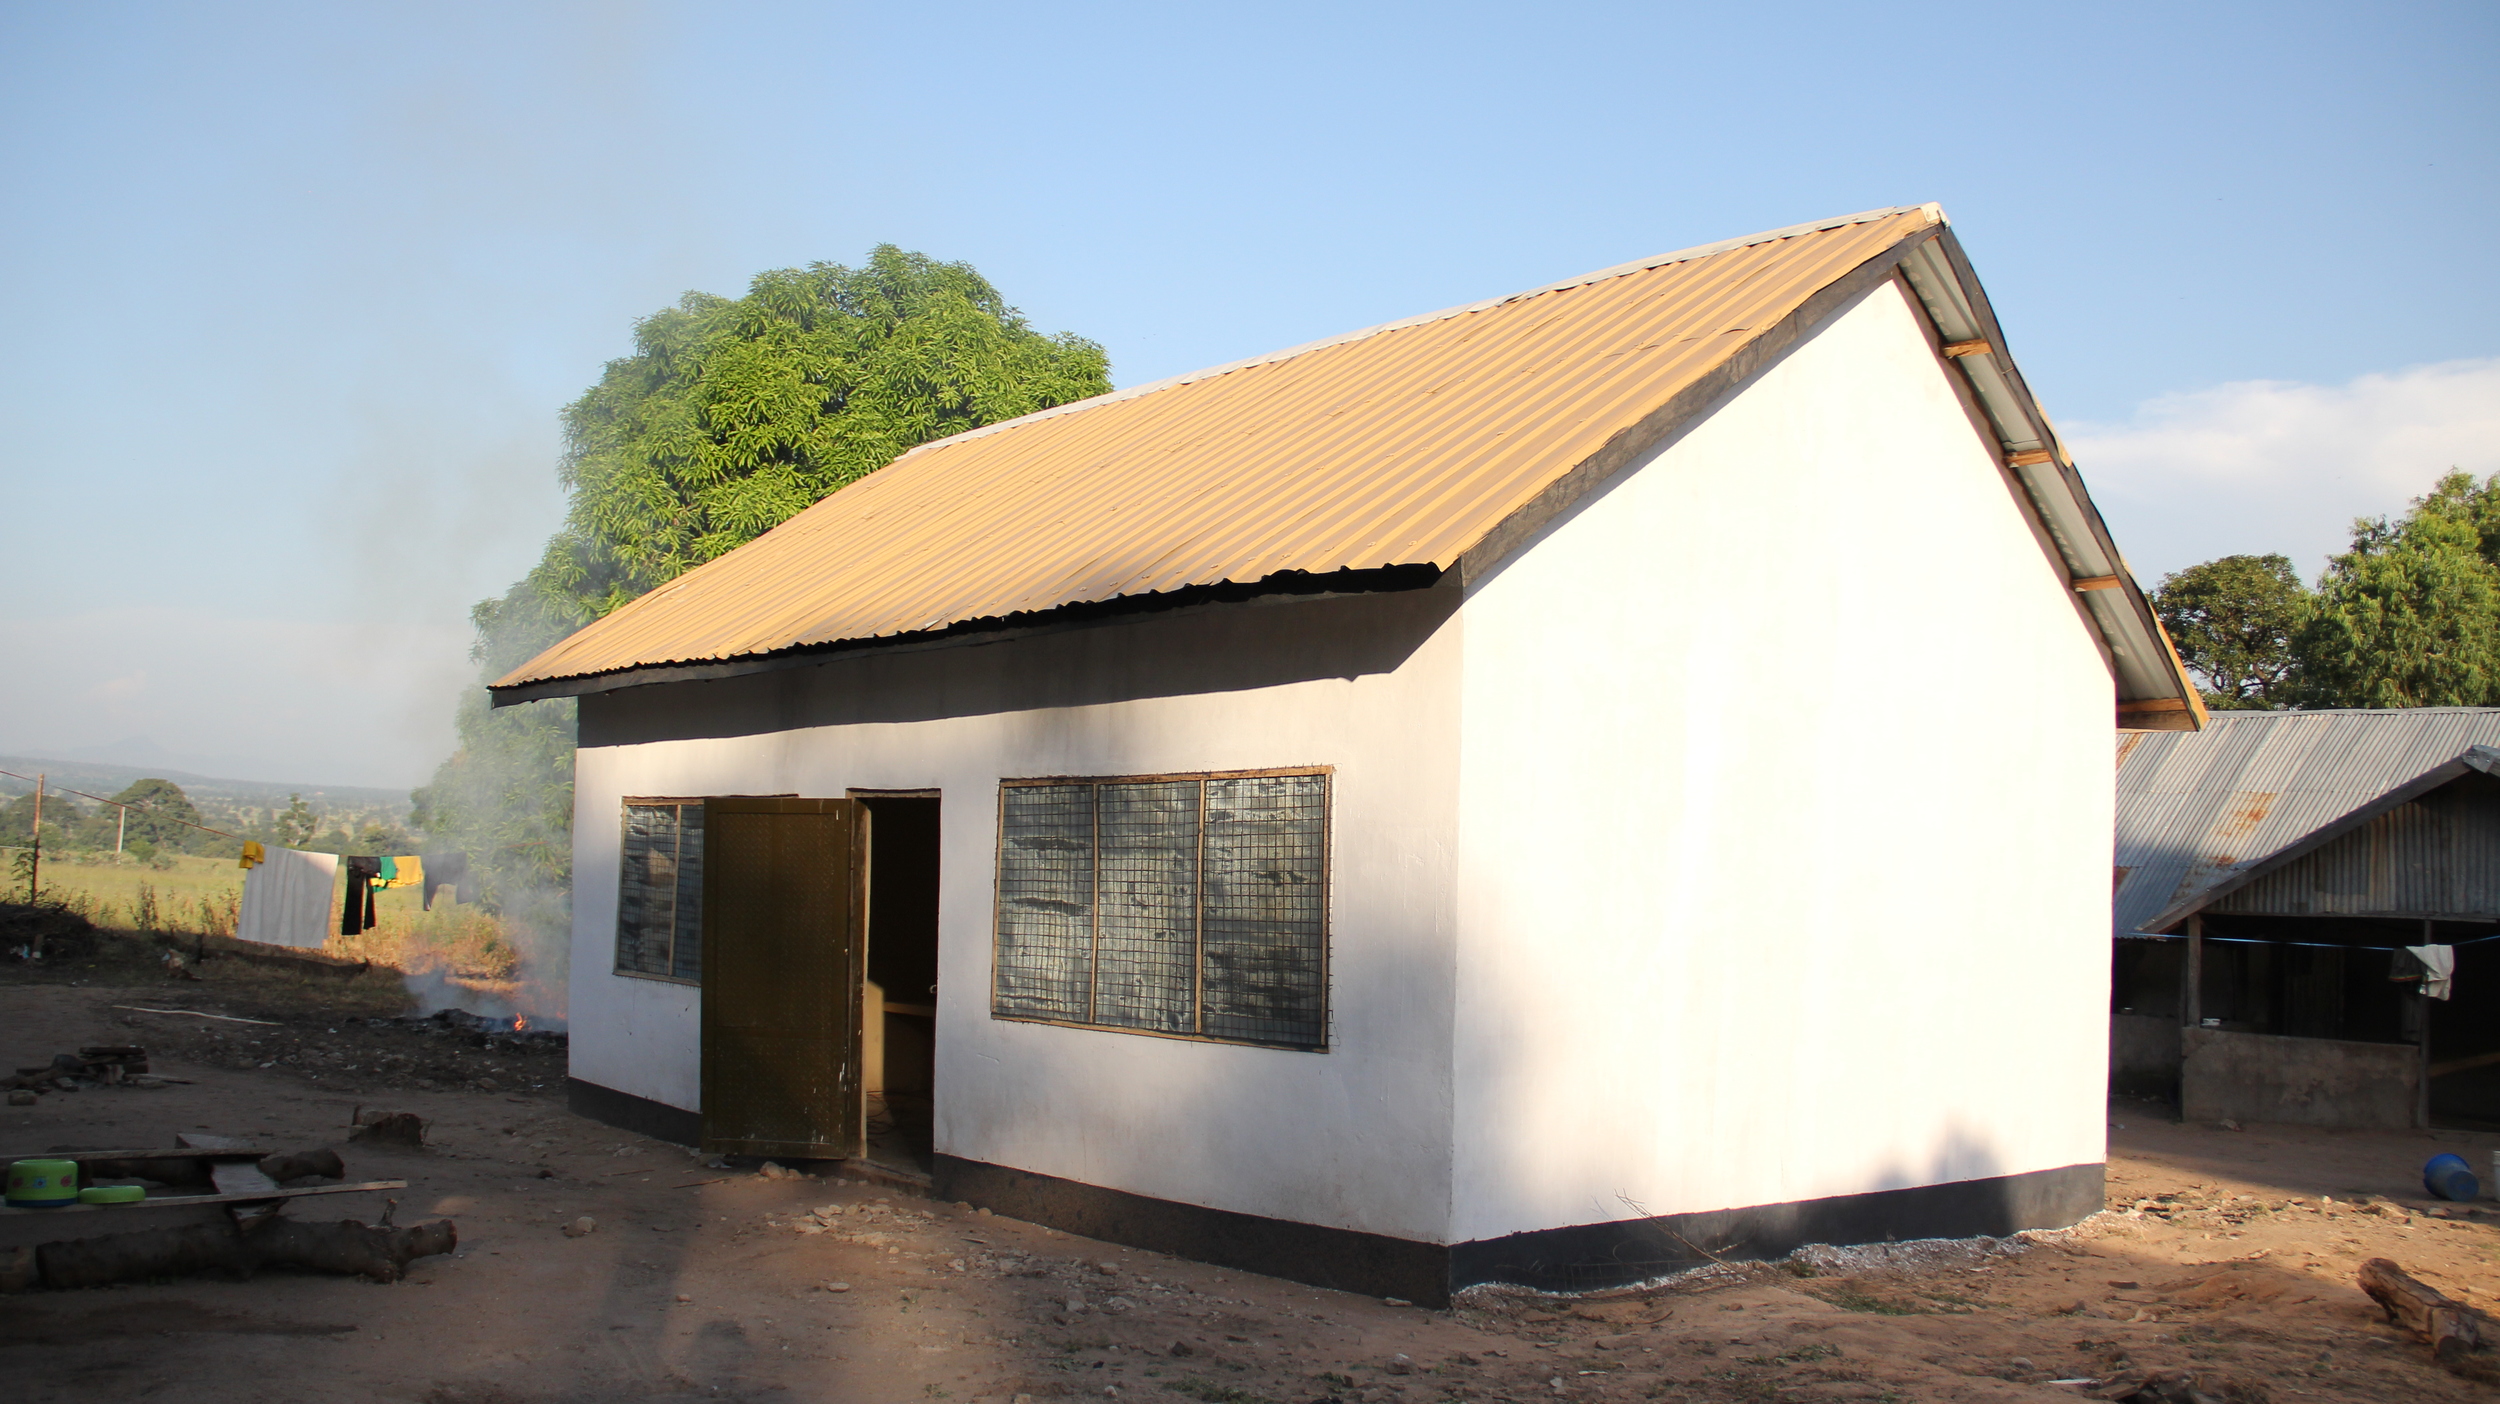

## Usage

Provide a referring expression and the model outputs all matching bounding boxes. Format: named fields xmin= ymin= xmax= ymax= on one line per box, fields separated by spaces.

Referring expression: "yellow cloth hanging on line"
xmin=378 ymin=855 xmax=424 ymax=889
xmin=238 ymin=840 xmax=266 ymax=870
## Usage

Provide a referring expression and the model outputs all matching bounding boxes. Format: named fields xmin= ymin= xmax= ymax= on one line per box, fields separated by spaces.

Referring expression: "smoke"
xmin=402 ymin=580 xmax=587 ymax=1025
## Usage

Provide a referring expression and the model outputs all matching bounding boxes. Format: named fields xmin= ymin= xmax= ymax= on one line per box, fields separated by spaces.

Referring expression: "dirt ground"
xmin=4 ymin=967 xmax=2498 ymax=1404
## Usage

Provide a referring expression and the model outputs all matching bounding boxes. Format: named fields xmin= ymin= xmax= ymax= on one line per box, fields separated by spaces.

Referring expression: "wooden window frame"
xmin=990 ymin=766 xmax=1333 ymax=1052
xmin=615 ymin=796 xmax=706 ymax=986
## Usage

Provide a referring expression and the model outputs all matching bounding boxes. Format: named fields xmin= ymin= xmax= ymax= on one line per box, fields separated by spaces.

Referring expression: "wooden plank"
xmin=208 ymin=1162 xmax=282 ymax=1197
xmin=176 ymin=1133 xmax=256 ymax=1152
xmin=0 ymin=1179 xmax=405 ymax=1217
xmin=9 ymin=1147 xmax=273 ymax=1163
xmin=2430 ymin=1048 xmax=2500 ymax=1079
xmin=1940 ymin=338 xmax=1993 ymax=357
xmin=2072 ymin=575 xmax=2123 ymax=592
xmin=109 ymin=1006 xmax=280 ymax=1026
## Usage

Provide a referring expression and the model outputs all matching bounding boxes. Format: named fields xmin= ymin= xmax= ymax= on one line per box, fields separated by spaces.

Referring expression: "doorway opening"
xmin=857 ymin=793 xmax=940 ymax=1174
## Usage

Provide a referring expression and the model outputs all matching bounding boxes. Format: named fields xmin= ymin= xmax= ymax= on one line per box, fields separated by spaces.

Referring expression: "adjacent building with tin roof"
xmin=497 ymin=204 xmax=2200 ymax=1300
xmin=2114 ymin=708 xmax=2500 ymax=1132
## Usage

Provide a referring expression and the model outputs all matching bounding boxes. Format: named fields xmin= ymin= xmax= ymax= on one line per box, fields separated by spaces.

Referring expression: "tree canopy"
xmin=2296 ymin=472 xmax=2500 ymax=708
xmin=531 ymin=245 xmax=1110 ymax=626
xmin=2152 ymin=554 xmax=2311 ymax=709
xmin=2153 ymin=471 xmax=2500 ymax=712
xmin=414 ymin=248 xmax=1111 ymax=917
xmin=99 ymin=778 xmax=204 ymax=853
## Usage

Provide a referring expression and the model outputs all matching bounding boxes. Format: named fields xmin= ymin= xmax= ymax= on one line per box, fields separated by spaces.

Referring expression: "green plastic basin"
xmin=6 ymin=1158 xmax=79 ymax=1207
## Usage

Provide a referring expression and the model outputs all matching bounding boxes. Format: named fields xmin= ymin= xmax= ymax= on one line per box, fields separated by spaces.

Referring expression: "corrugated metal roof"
xmin=493 ymin=205 xmax=2201 ymax=722
xmin=2115 ymin=709 xmax=2500 ymax=933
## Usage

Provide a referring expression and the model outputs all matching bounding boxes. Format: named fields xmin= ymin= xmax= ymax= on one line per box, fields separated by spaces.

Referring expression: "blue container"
xmin=2425 ymin=1152 xmax=2481 ymax=1202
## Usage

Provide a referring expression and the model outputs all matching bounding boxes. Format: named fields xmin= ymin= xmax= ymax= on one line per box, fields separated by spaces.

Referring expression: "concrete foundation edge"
xmin=568 ymin=1077 xmax=702 ymax=1147
xmin=1450 ymin=1162 xmax=2106 ymax=1293
xmin=933 ymin=1155 xmax=2106 ymax=1305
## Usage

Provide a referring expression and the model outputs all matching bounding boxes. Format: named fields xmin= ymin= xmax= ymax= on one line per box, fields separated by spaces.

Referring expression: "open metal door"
xmin=700 ymin=797 xmax=865 ymax=1159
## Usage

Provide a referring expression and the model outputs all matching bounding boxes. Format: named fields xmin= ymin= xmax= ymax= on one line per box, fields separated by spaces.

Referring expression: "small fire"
xmin=512 ymin=1015 xmax=528 ymax=1033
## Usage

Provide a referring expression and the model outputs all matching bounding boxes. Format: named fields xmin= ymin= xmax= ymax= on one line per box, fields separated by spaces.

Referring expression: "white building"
xmin=493 ymin=205 xmax=2202 ymax=1302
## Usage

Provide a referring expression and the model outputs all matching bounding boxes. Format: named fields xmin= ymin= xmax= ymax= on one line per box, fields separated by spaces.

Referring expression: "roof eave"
xmin=1894 ymin=230 xmax=2204 ymax=731
xmin=486 ymin=563 xmax=1451 ymax=706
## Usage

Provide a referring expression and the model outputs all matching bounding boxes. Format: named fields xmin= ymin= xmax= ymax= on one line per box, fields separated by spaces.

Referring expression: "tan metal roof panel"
xmin=494 ymin=205 xmax=2202 ymax=728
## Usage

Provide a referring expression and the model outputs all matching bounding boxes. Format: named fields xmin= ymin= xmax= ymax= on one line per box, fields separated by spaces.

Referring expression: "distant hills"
xmin=0 ymin=754 xmax=410 ymax=823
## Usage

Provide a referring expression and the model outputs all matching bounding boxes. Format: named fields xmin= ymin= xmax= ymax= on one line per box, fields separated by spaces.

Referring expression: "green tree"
xmin=274 ymin=794 xmax=319 ymax=848
xmin=2298 ymin=473 xmax=2500 ymax=708
xmin=101 ymin=779 xmax=203 ymax=853
xmin=415 ymin=247 xmax=1111 ymax=921
xmin=2152 ymin=554 xmax=2312 ymax=709
xmin=2 ymin=792 xmax=81 ymax=850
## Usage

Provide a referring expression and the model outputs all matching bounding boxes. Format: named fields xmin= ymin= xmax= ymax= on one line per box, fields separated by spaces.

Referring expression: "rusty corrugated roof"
xmin=2116 ymin=709 xmax=2500 ymax=933
xmin=493 ymin=205 xmax=2201 ymax=723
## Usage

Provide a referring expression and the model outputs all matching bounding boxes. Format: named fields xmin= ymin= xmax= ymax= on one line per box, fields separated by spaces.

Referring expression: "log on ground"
xmin=33 ymin=1217 xmax=456 ymax=1290
xmin=2357 ymin=1256 xmax=2500 ymax=1384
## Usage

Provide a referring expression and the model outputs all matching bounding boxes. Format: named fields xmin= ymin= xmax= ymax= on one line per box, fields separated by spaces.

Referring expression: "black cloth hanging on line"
xmin=341 ymin=855 xmax=380 ymax=935
xmin=419 ymin=850 xmax=476 ymax=911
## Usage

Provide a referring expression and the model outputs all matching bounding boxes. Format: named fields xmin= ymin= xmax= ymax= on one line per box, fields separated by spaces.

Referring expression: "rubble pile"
xmin=5 ymin=1045 xmax=166 ymax=1103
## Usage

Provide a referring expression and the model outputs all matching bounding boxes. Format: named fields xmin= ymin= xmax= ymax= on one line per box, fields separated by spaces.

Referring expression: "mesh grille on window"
xmin=617 ymin=802 xmax=703 ymax=980
xmin=1093 ymin=781 xmax=1199 ymax=1034
xmin=994 ymin=784 xmax=1095 ymax=1021
xmin=1201 ymin=774 xmax=1327 ymax=1046
xmin=670 ymin=805 xmax=705 ymax=981
xmin=992 ymin=773 xmax=1326 ymax=1050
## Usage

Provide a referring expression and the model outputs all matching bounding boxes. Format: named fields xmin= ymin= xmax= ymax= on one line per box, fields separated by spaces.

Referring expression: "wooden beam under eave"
xmin=2072 ymin=575 xmax=2123 ymax=592
xmin=2118 ymin=697 xmax=2201 ymax=732
xmin=1940 ymin=338 xmax=1993 ymax=357
xmin=2006 ymin=448 xmax=2056 ymax=467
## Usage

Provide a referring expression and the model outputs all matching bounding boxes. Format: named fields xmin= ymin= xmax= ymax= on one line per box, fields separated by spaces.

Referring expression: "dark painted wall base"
xmin=935 ymin=1154 xmax=1451 ymax=1304
xmin=1451 ymin=1162 xmax=2105 ymax=1294
xmin=568 ymin=1077 xmax=702 ymax=1147
xmin=935 ymin=1155 xmax=2105 ymax=1305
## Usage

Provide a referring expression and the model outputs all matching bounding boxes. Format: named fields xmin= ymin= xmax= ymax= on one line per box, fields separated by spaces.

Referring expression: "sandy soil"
xmin=4 ymin=977 xmax=2498 ymax=1404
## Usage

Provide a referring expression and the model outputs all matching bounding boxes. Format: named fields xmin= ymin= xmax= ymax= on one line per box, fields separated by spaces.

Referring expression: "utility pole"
xmin=115 ymin=802 xmax=125 ymax=855
xmin=27 ymin=772 xmax=42 ymax=903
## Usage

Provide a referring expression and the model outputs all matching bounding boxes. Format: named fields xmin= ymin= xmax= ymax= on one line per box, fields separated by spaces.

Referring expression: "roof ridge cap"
xmin=880 ymin=203 xmax=1942 ymax=464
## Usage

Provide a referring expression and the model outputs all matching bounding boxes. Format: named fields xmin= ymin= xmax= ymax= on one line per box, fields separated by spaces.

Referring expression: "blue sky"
xmin=2 ymin=1 xmax=2494 ymax=788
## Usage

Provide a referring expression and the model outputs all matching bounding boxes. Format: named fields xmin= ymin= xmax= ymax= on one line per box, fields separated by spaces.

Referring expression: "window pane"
xmin=617 ymin=804 xmax=677 ymax=976
xmin=995 ymin=784 xmax=1095 ymax=1020
xmin=1202 ymin=774 xmax=1327 ymax=1046
xmin=670 ymin=804 xmax=706 ymax=981
xmin=1094 ymin=781 xmax=1200 ymax=1034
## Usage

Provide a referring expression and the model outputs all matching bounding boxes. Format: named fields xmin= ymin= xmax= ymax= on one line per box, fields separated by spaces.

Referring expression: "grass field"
xmin=19 ymin=850 xmax=522 ymax=979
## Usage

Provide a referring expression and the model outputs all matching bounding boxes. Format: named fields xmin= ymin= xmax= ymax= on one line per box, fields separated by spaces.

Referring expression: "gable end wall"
xmin=1451 ymin=279 xmax=2113 ymax=1244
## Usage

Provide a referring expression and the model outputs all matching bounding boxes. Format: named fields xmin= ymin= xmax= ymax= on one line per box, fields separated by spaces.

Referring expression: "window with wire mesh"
xmin=616 ymin=800 xmax=705 ymax=982
xmin=993 ymin=771 xmax=1327 ymax=1049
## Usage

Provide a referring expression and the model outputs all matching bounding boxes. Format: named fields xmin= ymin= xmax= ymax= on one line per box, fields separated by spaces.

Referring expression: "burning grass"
xmin=329 ymin=901 xmax=520 ymax=982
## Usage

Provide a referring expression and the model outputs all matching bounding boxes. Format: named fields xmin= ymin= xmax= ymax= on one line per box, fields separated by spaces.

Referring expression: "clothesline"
xmin=239 ymin=846 xmax=474 ymax=947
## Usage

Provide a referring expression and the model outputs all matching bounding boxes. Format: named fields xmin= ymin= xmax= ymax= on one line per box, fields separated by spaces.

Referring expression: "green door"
xmin=701 ymin=797 xmax=865 ymax=1159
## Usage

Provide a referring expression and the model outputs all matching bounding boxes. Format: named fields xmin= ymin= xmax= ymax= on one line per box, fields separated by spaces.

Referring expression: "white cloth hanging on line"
xmin=237 ymin=848 xmax=340 ymax=950
xmin=2405 ymin=944 xmax=2456 ymax=1001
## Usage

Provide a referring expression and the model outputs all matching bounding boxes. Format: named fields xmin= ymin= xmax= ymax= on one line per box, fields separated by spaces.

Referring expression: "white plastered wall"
xmin=1449 ymin=279 xmax=2113 ymax=1243
xmin=567 ymin=596 xmax=1464 ymax=1243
